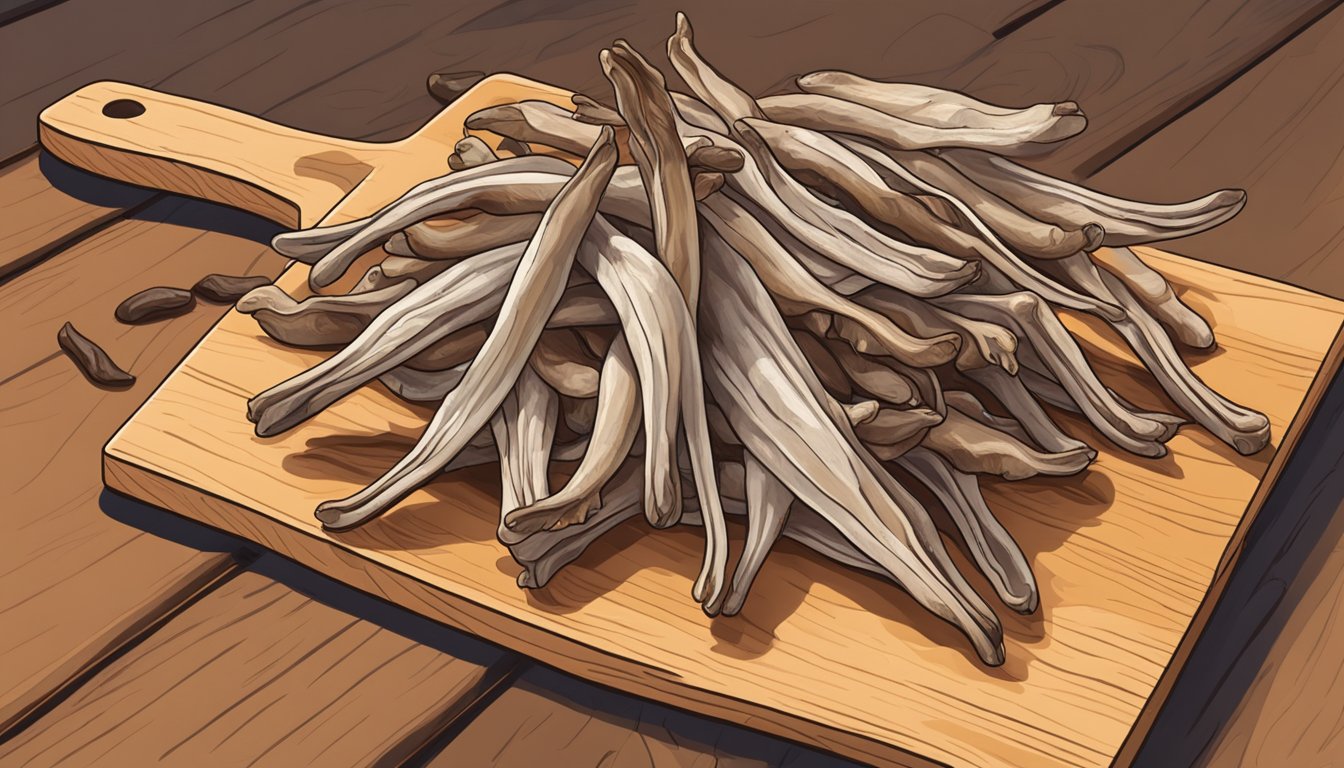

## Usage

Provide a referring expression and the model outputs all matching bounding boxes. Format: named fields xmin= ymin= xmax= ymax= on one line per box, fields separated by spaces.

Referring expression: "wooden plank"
xmin=0 ymin=197 xmax=285 ymax=734
xmin=102 ymin=244 xmax=1344 ymax=768
xmin=426 ymin=665 xmax=857 ymax=767
xmin=0 ymin=196 xmax=280 ymax=379
xmin=171 ymin=0 xmax=1335 ymax=184
xmin=1088 ymin=4 xmax=1344 ymax=297
xmin=0 ymin=164 xmax=535 ymax=759
xmin=4 ymin=0 xmax=1332 ymax=281
xmin=0 ymin=349 xmax=239 ymax=735
xmin=926 ymin=0 xmax=1341 ymax=178
xmin=0 ymin=561 xmax=518 ymax=767
xmin=0 ymin=0 xmax=1022 ymax=161
xmin=225 ymin=0 xmax=1333 ymax=173
xmin=0 ymin=150 xmax=153 ymax=282
xmin=10 ymin=0 xmax=1323 ymax=268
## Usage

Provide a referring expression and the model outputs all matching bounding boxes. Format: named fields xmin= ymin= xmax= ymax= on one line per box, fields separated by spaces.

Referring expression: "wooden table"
xmin=2 ymin=1 xmax=1342 ymax=765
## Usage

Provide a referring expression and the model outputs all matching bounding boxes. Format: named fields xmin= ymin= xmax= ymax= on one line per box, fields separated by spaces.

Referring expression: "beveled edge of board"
xmin=1111 ymin=315 xmax=1344 ymax=767
xmin=100 ymin=252 xmax=1344 ymax=768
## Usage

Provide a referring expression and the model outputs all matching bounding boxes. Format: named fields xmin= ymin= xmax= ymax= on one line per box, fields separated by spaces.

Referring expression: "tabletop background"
xmin=2 ymin=0 xmax=1343 ymax=765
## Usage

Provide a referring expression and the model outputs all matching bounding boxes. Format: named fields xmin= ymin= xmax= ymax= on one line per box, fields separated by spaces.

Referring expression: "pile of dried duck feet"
xmin=238 ymin=14 xmax=1267 ymax=666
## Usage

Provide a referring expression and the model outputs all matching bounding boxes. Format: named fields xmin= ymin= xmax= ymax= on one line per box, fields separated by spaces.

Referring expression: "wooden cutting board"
xmin=41 ymin=76 xmax=1344 ymax=768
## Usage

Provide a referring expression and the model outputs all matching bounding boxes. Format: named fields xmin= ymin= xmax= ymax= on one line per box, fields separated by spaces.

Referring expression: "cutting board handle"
xmin=39 ymin=81 xmax=369 ymax=228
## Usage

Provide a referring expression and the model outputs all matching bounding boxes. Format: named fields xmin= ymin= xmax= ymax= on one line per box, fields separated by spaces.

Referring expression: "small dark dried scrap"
xmin=427 ymin=70 xmax=485 ymax=103
xmin=115 ymin=286 xmax=196 ymax=323
xmin=192 ymin=274 xmax=272 ymax=304
xmin=58 ymin=322 xmax=134 ymax=387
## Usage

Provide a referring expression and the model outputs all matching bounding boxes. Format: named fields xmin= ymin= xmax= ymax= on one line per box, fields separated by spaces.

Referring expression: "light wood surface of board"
xmin=35 ymin=76 xmax=1344 ymax=767
xmin=99 ymin=249 xmax=1344 ymax=768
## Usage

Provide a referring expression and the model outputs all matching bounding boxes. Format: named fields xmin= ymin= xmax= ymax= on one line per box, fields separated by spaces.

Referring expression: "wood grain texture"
xmin=101 ymin=234 xmax=1344 ymax=766
xmin=925 ymin=0 xmax=1341 ymax=178
xmin=1088 ymin=4 xmax=1344 ymax=298
xmin=0 ymin=0 xmax=1029 ymax=160
xmin=0 ymin=197 xmax=284 ymax=735
xmin=426 ymin=664 xmax=857 ymax=767
xmin=0 ymin=564 xmax=516 ymax=767
xmin=0 ymin=150 xmax=152 ymax=282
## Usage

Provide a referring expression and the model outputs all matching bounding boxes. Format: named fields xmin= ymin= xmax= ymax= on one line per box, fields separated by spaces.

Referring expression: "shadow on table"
xmin=39 ymin=151 xmax=283 ymax=245
xmin=37 ymin=151 xmax=153 ymax=209
xmin=99 ymin=488 xmax=504 ymax=667
xmin=423 ymin=663 xmax=865 ymax=768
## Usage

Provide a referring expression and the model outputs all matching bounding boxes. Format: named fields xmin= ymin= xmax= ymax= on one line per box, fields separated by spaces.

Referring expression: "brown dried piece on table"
xmin=58 ymin=322 xmax=134 ymax=387
xmin=192 ymin=274 xmax=271 ymax=304
xmin=114 ymin=286 xmax=196 ymax=323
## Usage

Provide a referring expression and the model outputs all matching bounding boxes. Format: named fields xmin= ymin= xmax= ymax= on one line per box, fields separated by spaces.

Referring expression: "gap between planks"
xmin=0 ymin=0 xmax=70 ymax=28
xmin=0 ymin=551 xmax=247 ymax=741
xmin=420 ymin=664 xmax=863 ymax=767
xmin=1084 ymin=0 xmax=1344 ymax=177
xmin=0 ymin=198 xmax=283 ymax=735
xmin=0 ymin=146 xmax=159 ymax=283
xmin=0 ymin=557 xmax=524 ymax=767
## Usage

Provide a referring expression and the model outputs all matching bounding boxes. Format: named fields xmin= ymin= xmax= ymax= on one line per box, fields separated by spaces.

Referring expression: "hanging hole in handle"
xmin=103 ymin=99 xmax=145 ymax=119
